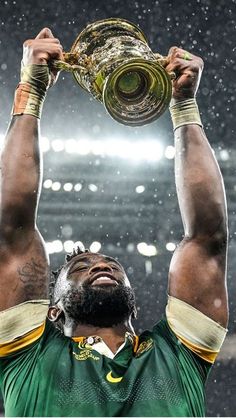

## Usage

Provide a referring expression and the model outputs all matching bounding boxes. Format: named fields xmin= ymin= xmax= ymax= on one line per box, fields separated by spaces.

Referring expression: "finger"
xmin=168 ymin=46 xmax=179 ymax=56
xmin=165 ymin=59 xmax=187 ymax=74
xmin=163 ymin=46 xmax=179 ymax=67
xmin=35 ymin=38 xmax=61 ymax=44
xmin=175 ymin=49 xmax=193 ymax=61
xmin=35 ymin=27 xmax=54 ymax=39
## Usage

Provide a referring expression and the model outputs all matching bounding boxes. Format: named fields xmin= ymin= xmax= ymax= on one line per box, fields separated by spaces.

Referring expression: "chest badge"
xmin=73 ymin=341 xmax=100 ymax=361
xmin=135 ymin=338 xmax=154 ymax=357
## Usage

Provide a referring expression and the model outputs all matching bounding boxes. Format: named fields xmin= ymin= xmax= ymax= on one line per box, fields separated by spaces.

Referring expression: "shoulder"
xmin=0 ymin=301 xmax=65 ymax=359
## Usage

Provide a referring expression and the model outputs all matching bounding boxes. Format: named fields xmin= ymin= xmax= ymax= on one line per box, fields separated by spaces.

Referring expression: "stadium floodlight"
xmin=166 ymin=242 xmax=176 ymax=252
xmin=51 ymin=139 xmax=65 ymax=152
xmin=137 ymin=242 xmax=157 ymax=256
xmin=46 ymin=240 xmax=63 ymax=254
xmin=90 ymin=241 xmax=102 ymax=253
xmin=52 ymin=240 xmax=63 ymax=253
xmin=165 ymin=145 xmax=175 ymax=159
xmin=219 ymin=149 xmax=229 ymax=161
xmin=64 ymin=240 xmax=75 ymax=253
xmin=135 ymin=185 xmax=145 ymax=193
xmin=74 ymin=241 xmax=85 ymax=251
xmin=77 ymin=140 xmax=91 ymax=155
xmin=30 ymin=133 xmax=168 ymax=162
xmin=88 ymin=184 xmax=98 ymax=192
xmin=65 ymin=139 xmax=77 ymax=154
xmin=43 ymin=179 xmax=53 ymax=189
xmin=51 ymin=182 xmax=61 ymax=191
xmin=63 ymin=183 xmax=73 ymax=192
xmin=40 ymin=136 xmax=50 ymax=153
xmin=74 ymin=183 xmax=82 ymax=192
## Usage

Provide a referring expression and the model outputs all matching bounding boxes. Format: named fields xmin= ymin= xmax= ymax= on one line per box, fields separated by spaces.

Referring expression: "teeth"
xmin=92 ymin=276 xmax=117 ymax=284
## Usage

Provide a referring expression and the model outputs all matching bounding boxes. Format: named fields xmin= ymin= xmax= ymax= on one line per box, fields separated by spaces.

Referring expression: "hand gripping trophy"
xmin=52 ymin=18 xmax=175 ymax=126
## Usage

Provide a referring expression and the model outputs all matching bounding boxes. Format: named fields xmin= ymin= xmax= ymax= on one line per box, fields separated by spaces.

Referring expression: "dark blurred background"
xmin=0 ymin=0 xmax=235 ymax=416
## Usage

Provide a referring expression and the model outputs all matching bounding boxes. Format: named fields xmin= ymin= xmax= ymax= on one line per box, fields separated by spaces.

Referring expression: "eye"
xmin=109 ymin=263 xmax=120 ymax=271
xmin=70 ymin=265 xmax=88 ymax=273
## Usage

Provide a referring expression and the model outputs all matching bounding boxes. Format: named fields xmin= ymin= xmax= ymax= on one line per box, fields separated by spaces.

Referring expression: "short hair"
xmin=49 ymin=245 xmax=90 ymax=304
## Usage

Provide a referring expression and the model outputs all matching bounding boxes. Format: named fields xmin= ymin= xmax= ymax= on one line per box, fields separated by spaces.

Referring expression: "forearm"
xmin=175 ymin=124 xmax=227 ymax=239
xmin=0 ymin=114 xmax=41 ymax=230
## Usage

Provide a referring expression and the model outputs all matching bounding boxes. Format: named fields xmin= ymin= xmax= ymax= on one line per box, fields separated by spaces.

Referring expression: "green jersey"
xmin=0 ymin=317 xmax=211 ymax=417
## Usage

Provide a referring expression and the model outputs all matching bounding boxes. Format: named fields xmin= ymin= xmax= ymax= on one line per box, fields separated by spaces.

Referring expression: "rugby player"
xmin=0 ymin=27 xmax=228 ymax=416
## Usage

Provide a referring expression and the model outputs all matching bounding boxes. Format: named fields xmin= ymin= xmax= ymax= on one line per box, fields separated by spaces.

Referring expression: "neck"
xmin=65 ymin=320 xmax=135 ymax=354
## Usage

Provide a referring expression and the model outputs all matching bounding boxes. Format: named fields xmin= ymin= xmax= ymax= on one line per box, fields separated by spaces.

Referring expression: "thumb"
xmin=35 ymin=27 xmax=54 ymax=39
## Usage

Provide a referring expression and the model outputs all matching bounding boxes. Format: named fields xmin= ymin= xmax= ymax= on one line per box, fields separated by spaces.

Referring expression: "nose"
xmin=88 ymin=262 xmax=113 ymax=275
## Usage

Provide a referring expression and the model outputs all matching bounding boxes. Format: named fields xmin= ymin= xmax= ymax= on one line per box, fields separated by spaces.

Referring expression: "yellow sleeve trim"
xmin=174 ymin=334 xmax=218 ymax=363
xmin=0 ymin=322 xmax=45 ymax=357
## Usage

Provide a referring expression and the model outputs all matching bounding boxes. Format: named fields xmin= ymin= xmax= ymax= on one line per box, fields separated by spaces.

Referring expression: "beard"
xmin=61 ymin=284 xmax=136 ymax=327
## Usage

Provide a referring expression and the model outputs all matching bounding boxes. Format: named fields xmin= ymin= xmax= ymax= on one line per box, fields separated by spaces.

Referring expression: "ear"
xmin=132 ymin=306 xmax=138 ymax=320
xmin=47 ymin=306 xmax=65 ymax=323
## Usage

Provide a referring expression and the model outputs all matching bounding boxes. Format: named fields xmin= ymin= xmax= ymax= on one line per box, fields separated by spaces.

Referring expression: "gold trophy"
xmin=52 ymin=18 xmax=174 ymax=126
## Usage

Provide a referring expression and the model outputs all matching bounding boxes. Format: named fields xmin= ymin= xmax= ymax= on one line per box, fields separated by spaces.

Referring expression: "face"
xmin=53 ymin=253 xmax=136 ymax=328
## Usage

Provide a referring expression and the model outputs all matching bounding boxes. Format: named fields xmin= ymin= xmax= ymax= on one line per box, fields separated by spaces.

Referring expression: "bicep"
xmin=168 ymin=238 xmax=228 ymax=327
xmin=0 ymin=228 xmax=49 ymax=311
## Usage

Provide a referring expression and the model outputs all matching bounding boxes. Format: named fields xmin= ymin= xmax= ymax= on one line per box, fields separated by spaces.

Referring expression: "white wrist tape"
xmin=169 ymin=98 xmax=203 ymax=131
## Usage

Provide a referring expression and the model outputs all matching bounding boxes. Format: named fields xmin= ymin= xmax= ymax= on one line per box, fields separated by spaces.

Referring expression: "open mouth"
xmin=91 ymin=275 xmax=118 ymax=286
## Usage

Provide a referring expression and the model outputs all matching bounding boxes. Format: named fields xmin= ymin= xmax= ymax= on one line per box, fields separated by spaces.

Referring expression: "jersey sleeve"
xmin=0 ymin=300 xmax=49 ymax=357
xmin=165 ymin=296 xmax=227 ymax=364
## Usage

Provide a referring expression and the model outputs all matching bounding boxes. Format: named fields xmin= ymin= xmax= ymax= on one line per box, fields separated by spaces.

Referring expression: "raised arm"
xmin=0 ymin=28 xmax=63 ymax=310
xmin=166 ymin=47 xmax=228 ymax=327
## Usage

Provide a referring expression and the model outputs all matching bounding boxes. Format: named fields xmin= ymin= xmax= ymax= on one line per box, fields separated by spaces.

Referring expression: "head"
xmin=48 ymin=247 xmax=137 ymax=335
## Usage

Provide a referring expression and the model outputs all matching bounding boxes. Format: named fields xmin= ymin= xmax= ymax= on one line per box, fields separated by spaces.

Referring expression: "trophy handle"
xmin=50 ymin=51 xmax=176 ymax=80
xmin=50 ymin=52 xmax=89 ymax=73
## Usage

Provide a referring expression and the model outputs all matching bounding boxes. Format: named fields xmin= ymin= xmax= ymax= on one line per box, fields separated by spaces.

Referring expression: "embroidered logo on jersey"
xmin=135 ymin=338 xmax=154 ymax=357
xmin=106 ymin=371 xmax=123 ymax=383
xmin=73 ymin=349 xmax=100 ymax=361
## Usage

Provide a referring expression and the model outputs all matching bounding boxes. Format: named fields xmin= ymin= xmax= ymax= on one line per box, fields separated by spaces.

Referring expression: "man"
xmin=0 ymin=27 xmax=228 ymax=417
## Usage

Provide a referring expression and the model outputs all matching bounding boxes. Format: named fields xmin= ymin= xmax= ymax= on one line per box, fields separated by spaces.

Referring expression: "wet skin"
xmin=56 ymin=253 xmax=131 ymax=301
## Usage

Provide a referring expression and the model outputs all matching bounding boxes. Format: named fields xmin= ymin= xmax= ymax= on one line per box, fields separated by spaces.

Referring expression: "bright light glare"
xmin=88 ymin=184 xmax=98 ymax=192
xmin=165 ymin=145 xmax=175 ymax=159
xmin=166 ymin=242 xmax=176 ymax=252
xmin=90 ymin=241 xmax=101 ymax=253
xmin=40 ymin=136 xmax=50 ymax=153
xmin=219 ymin=150 xmax=229 ymax=161
xmin=51 ymin=181 xmax=61 ymax=191
xmin=46 ymin=240 xmax=63 ymax=254
xmin=74 ymin=241 xmax=85 ymax=251
xmin=65 ymin=139 xmax=77 ymax=154
xmin=104 ymin=140 xmax=163 ymax=161
xmin=0 ymin=134 xmax=4 ymax=148
xmin=43 ymin=179 xmax=53 ymax=189
xmin=74 ymin=183 xmax=82 ymax=192
xmin=0 ymin=133 xmax=167 ymax=162
xmin=51 ymin=139 xmax=64 ymax=152
xmin=64 ymin=240 xmax=75 ymax=252
xmin=63 ymin=182 xmax=73 ymax=192
xmin=137 ymin=242 xmax=157 ymax=257
xmin=135 ymin=185 xmax=145 ymax=194
xmin=77 ymin=140 xmax=91 ymax=155
xmin=54 ymin=138 xmax=165 ymax=161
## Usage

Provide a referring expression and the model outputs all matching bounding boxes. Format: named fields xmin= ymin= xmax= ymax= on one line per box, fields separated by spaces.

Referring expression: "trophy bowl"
xmin=53 ymin=18 xmax=173 ymax=126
